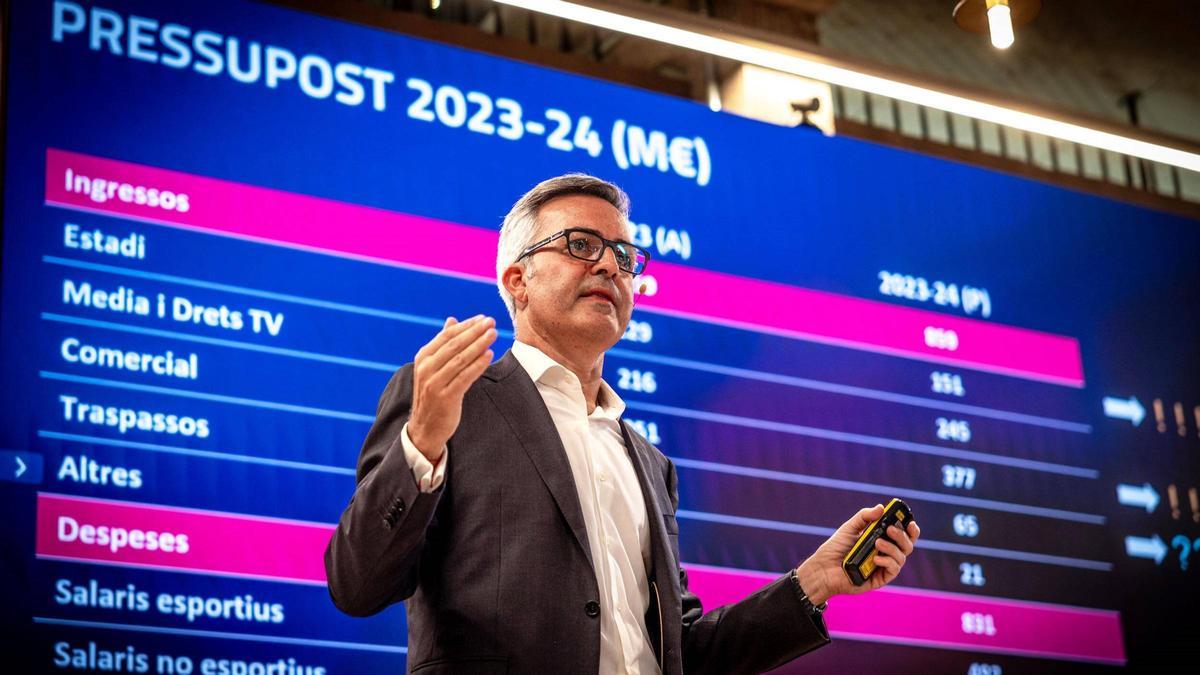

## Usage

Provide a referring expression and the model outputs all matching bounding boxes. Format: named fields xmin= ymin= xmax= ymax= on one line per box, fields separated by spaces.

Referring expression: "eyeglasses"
xmin=516 ymin=228 xmax=650 ymax=276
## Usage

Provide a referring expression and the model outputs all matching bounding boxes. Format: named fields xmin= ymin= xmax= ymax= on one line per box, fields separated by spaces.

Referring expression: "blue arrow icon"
xmin=1125 ymin=534 xmax=1167 ymax=564
xmin=0 ymin=450 xmax=43 ymax=485
xmin=1116 ymin=483 xmax=1160 ymax=513
xmin=1103 ymin=396 xmax=1145 ymax=426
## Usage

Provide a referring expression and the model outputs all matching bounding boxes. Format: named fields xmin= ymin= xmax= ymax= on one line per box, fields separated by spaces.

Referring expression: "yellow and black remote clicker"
xmin=842 ymin=498 xmax=914 ymax=586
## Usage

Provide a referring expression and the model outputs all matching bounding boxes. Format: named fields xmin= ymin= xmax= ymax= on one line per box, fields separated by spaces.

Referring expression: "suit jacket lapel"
xmin=619 ymin=420 xmax=674 ymax=583
xmin=482 ymin=351 xmax=595 ymax=574
xmin=619 ymin=419 xmax=679 ymax=670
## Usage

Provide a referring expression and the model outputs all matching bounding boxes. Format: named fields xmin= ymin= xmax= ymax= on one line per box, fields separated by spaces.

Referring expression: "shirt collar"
xmin=511 ymin=340 xmax=626 ymax=420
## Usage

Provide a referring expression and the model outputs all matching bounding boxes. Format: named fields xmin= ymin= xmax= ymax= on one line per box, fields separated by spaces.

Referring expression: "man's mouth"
xmin=581 ymin=288 xmax=616 ymax=304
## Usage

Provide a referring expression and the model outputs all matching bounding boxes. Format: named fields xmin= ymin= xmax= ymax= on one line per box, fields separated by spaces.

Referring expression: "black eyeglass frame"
xmin=515 ymin=228 xmax=651 ymax=275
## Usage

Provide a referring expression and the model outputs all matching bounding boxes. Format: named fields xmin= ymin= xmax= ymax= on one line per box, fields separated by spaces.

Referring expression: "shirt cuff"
xmin=400 ymin=422 xmax=447 ymax=493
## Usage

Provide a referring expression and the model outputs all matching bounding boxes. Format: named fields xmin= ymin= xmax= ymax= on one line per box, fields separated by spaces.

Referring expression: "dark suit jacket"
xmin=325 ymin=351 xmax=830 ymax=674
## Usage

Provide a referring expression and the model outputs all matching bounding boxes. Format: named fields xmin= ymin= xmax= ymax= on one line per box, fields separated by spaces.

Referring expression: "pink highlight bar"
xmin=685 ymin=564 xmax=1125 ymax=665
xmin=44 ymin=148 xmax=497 ymax=285
xmin=644 ymin=263 xmax=1084 ymax=387
xmin=36 ymin=493 xmax=333 ymax=585
xmin=45 ymin=148 xmax=1083 ymax=387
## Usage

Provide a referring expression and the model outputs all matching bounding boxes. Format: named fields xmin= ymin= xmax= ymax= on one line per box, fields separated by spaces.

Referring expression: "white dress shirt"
xmin=400 ymin=341 xmax=661 ymax=674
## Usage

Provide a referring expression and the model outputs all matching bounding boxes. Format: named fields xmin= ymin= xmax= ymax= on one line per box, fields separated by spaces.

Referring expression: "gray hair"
xmin=495 ymin=173 xmax=632 ymax=320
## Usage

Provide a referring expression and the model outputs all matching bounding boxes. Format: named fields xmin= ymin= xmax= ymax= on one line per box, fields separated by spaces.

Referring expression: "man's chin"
xmin=569 ymin=309 xmax=624 ymax=344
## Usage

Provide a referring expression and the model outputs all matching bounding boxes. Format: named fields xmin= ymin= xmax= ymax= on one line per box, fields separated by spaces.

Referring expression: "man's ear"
xmin=502 ymin=263 xmax=529 ymax=309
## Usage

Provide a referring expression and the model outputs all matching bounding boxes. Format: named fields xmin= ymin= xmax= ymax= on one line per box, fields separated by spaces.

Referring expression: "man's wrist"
xmin=795 ymin=559 xmax=831 ymax=607
xmin=406 ymin=423 xmax=445 ymax=463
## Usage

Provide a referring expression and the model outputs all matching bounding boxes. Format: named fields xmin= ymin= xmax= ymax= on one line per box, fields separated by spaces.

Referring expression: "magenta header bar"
xmin=45 ymin=148 xmax=1084 ymax=386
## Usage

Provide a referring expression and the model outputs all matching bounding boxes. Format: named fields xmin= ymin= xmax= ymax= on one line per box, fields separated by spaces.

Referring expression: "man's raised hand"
xmin=406 ymin=315 xmax=497 ymax=462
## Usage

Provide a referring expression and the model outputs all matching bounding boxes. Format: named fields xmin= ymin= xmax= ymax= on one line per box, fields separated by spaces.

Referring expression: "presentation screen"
xmin=3 ymin=0 xmax=1198 ymax=672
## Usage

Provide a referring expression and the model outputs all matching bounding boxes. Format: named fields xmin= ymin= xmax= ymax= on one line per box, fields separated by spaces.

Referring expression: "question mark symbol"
xmin=1171 ymin=535 xmax=1191 ymax=571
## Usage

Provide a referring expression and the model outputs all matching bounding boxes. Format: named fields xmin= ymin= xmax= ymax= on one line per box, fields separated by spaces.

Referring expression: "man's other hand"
xmin=795 ymin=504 xmax=920 ymax=606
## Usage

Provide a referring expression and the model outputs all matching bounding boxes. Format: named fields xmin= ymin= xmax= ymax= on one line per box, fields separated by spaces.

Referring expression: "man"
xmin=325 ymin=174 xmax=920 ymax=674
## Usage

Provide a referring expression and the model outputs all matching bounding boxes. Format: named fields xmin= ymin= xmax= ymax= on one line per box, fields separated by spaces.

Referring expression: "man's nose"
xmin=591 ymin=244 xmax=621 ymax=278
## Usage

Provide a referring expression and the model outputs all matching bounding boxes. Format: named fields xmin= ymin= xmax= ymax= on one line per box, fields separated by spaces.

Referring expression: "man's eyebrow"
xmin=574 ymin=226 xmax=634 ymax=244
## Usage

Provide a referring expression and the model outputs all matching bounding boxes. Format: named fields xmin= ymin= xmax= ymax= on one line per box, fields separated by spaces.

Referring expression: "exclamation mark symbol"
xmin=1168 ymin=484 xmax=1181 ymax=520
xmin=1174 ymin=402 xmax=1187 ymax=437
xmin=1153 ymin=399 xmax=1166 ymax=433
xmin=1190 ymin=487 xmax=1200 ymax=524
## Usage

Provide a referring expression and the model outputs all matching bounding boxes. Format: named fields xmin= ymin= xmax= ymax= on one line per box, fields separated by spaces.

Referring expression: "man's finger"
xmin=416 ymin=316 xmax=468 ymax=361
xmin=908 ymin=521 xmax=921 ymax=543
xmin=423 ymin=316 xmax=494 ymax=373
xmin=873 ymin=562 xmax=899 ymax=587
xmin=876 ymin=538 xmax=907 ymax=568
xmin=888 ymin=525 xmax=915 ymax=556
xmin=434 ymin=327 xmax=497 ymax=384
xmin=445 ymin=348 xmax=494 ymax=394
xmin=429 ymin=315 xmax=482 ymax=350
xmin=874 ymin=553 xmax=901 ymax=578
xmin=845 ymin=505 xmax=884 ymax=533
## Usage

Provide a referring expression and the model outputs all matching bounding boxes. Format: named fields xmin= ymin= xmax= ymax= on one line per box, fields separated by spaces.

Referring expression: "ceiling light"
xmin=986 ymin=0 xmax=1014 ymax=49
xmin=954 ymin=0 xmax=1040 ymax=50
